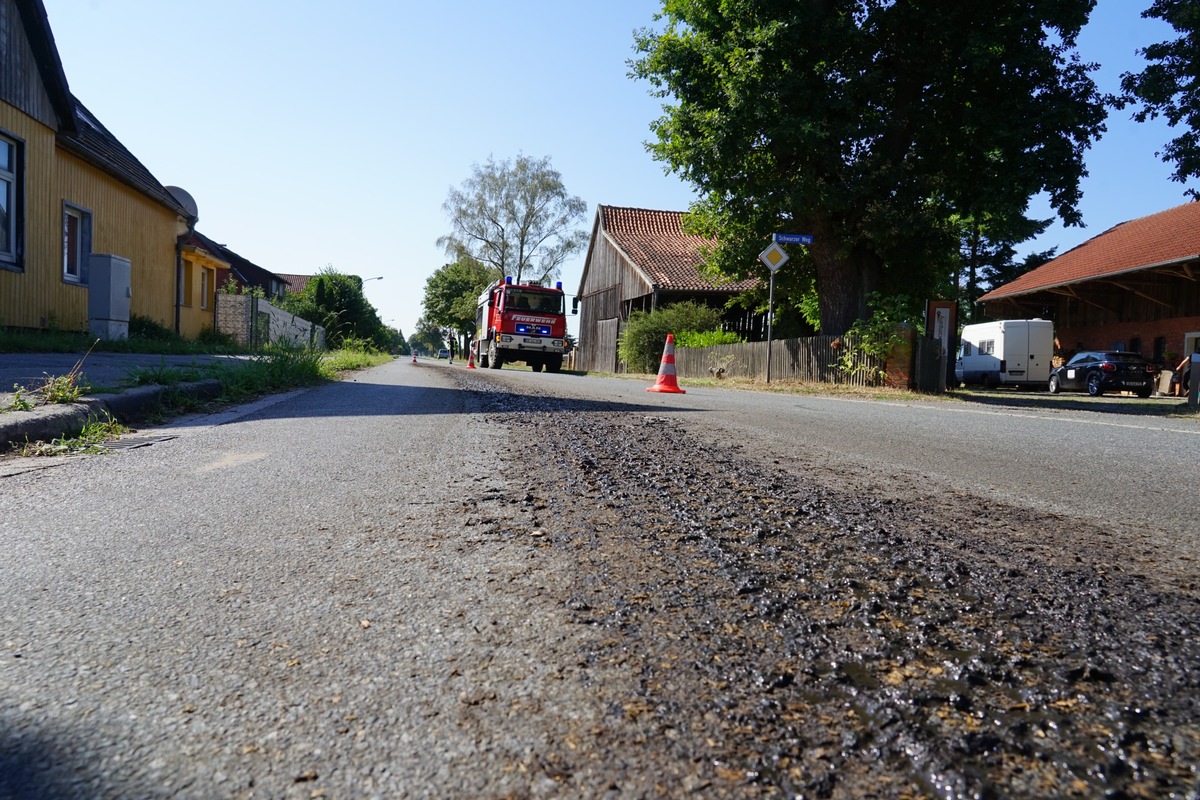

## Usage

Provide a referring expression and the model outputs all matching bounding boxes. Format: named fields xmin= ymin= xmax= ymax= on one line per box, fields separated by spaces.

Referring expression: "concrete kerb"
xmin=0 ymin=379 xmax=222 ymax=452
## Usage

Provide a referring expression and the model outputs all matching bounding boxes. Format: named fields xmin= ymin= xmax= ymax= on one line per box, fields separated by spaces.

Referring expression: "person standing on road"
xmin=1172 ymin=347 xmax=1197 ymax=396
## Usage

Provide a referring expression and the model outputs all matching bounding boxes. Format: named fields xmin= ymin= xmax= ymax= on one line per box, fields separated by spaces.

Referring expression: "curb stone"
xmin=0 ymin=379 xmax=222 ymax=452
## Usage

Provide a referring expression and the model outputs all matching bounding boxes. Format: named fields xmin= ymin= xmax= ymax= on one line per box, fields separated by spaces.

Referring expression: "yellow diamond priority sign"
xmin=759 ymin=242 xmax=789 ymax=272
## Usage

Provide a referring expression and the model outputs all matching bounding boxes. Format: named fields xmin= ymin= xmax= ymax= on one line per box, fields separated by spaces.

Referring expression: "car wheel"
xmin=1086 ymin=372 xmax=1104 ymax=397
xmin=1048 ymin=374 xmax=1061 ymax=394
xmin=1136 ymin=386 xmax=1153 ymax=399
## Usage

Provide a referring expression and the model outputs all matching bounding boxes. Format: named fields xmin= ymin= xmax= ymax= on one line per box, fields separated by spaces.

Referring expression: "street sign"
xmin=759 ymin=242 xmax=789 ymax=272
xmin=773 ymin=233 xmax=814 ymax=245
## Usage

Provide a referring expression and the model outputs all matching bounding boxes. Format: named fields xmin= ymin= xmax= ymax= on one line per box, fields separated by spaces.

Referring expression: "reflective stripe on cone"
xmin=647 ymin=333 xmax=685 ymax=394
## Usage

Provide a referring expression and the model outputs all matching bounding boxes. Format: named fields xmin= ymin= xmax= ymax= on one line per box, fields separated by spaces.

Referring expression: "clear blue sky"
xmin=43 ymin=1 xmax=1186 ymax=338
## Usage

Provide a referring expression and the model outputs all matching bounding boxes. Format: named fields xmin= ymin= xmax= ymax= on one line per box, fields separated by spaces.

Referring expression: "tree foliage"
xmin=618 ymin=301 xmax=723 ymax=374
xmin=953 ymin=212 xmax=1054 ymax=324
xmin=421 ymin=259 xmax=497 ymax=342
xmin=438 ymin=154 xmax=589 ymax=285
xmin=1118 ymin=0 xmax=1200 ymax=196
xmin=409 ymin=317 xmax=447 ymax=356
xmin=631 ymin=1 xmax=1107 ymax=335
xmin=279 ymin=266 xmax=388 ymax=350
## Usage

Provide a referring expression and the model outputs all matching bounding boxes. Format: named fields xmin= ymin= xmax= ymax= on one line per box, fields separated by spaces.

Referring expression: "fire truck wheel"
xmin=531 ymin=359 xmax=544 ymax=372
xmin=488 ymin=341 xmax=504 ymax=369
xmin=546 ymin=358 xmax=562 ymax=374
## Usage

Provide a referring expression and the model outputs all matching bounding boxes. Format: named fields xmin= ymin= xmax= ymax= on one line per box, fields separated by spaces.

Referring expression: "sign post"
xmin=758 ymin=240 xmax=796 ymax=383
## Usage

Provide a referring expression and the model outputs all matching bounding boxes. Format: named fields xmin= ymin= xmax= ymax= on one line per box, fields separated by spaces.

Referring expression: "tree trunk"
xmin=808 ymin=218 xmax=880 ymax=336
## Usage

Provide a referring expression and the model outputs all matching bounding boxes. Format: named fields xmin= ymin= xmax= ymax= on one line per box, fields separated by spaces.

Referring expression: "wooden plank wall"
xmin=577 ymin=233 xmax=652 ymax=373
xmin=674 ymin=336 xmax=883 ymax=387
xmin=0 ymin=0 xmax=59 ymax=128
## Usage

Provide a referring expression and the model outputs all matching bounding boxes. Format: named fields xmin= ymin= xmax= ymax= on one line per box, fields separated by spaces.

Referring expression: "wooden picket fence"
xmin=674 ymin=336 xmax=886 ymax=387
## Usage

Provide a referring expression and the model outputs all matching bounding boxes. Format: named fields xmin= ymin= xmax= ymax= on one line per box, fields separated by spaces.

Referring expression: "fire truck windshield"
xmin=508 ymin=291 xmax=562 ymax=314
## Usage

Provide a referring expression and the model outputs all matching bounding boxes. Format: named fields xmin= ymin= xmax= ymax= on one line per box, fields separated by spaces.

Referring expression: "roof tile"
xmin=980 ymin=200 xmax=1200 ymax=302
xmin=600 ymin=206 xmax=758 ymax=292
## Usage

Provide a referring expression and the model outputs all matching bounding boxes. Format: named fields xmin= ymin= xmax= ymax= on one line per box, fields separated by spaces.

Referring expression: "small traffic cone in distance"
xmin=412 ymin=352 xmax=417 ymax=363
xmin=467 ymin=349 xmax=476 ymax=369
xmin=646 ymin=333 xmax=686 ymax=394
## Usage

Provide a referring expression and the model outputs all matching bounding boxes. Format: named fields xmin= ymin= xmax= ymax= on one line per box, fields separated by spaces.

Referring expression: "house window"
xmin=1 ymin=132 xmax=21 ymax=268
xmin=63 ymin=204 xmax=92 ymax=283
xmin=180 ymin=259 xmax=194 ymax=306
xmin=200 ymin=267 xmax=213 ymax=309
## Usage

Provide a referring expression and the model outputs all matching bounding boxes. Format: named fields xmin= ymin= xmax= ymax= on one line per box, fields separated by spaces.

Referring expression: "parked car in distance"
xmin=437 ymin=349 xmax=450 ymax=359
xmin=1048 ymin=351 xmax=1158 ymax=397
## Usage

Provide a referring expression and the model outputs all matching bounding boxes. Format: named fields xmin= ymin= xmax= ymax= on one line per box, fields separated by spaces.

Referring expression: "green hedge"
xmin=618 ymin=301 xmax=735 ymax=373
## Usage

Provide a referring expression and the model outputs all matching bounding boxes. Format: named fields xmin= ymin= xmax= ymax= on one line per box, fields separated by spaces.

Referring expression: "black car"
xmin=1048 ymin=351 xmax=1158 ymax=397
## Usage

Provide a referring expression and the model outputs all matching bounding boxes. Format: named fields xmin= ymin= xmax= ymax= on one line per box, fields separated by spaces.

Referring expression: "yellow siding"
xmin=57 ymin=149 xmax=182 ymax=331
xmin=178 ymin=248 xmax=225 ymax=338
xmin=0 ymin=103 xmax=184 ymax=333
xmin=0 ymin=106 xmax=64 ymax=330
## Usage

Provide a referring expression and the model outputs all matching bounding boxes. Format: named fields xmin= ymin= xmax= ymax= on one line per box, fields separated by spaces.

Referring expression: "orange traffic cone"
xmin=467 ymin=349 xmax=476 ymax=369
xmin=646 ymin=333 xmax=686 ymax=394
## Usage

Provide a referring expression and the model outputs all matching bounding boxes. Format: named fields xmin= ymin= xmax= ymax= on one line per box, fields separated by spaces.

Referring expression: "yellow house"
xmin=177 ymin=232 xmax=228 ymax=340
xmin=1 ymin=0 xmax=194 ymax=335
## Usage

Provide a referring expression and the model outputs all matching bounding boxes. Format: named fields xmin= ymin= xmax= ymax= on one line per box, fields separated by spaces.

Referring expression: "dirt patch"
xmin=468 ymin=376 xmax=1200 ymax=798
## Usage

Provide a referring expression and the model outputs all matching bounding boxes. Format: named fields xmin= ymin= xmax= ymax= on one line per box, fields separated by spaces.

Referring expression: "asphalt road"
xmin=1 ymin=359 xmax=1196 ymax=797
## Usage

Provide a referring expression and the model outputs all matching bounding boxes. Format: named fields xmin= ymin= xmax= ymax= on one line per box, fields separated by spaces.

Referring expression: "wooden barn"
xmin=978 ymin=200 xmax=1200 ymax=365
xmin=575 ymin=205 xmax=758 ymax=373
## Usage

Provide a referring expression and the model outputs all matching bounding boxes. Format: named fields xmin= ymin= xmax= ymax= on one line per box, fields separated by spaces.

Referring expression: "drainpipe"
xmin=174 ymin=237 xmax=182 ymax=334
xmin=174 ymin=219 xmax=195 ymax=334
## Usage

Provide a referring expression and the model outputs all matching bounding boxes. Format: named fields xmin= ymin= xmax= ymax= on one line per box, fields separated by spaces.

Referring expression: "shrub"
xmin=197 ymin=325 xmax=238 ymax=349
xmin=128 ymin=314 xmax=180 ymax=342
xmin=619 ymin=301 xmax=724 ymax=373
xmin=676 ymin=329 xmax=743 ymax=348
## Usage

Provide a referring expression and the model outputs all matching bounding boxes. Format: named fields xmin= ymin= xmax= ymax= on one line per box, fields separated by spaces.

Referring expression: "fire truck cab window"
xmin=516 ymin=296 xmax=530 ymax=309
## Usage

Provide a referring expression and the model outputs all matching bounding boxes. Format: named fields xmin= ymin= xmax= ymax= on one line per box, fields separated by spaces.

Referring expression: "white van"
xmin=956 ymin=319 xmax=1054 ymax=388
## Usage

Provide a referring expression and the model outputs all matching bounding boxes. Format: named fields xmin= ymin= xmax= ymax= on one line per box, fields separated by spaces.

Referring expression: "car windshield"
xmin=507 ymin=291 xmax=561 ymax=314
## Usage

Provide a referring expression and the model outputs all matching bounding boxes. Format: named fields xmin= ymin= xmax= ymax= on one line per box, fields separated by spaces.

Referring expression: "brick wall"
xmin=1056 ymin=315 xmax=1200 ymax=364
xmin=215 ymin=294 xmax=326 ymax=350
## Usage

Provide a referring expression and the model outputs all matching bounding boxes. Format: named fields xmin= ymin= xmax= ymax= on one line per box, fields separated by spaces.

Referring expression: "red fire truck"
xmin=472 ymin=276 xmax=573 ymax=372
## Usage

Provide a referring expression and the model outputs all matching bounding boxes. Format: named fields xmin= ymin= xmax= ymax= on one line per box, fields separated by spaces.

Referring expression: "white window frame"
xmin=63 ymin=203 xmax=92 ymax=283
xmin=0 ymin=132 xmax=19 ymax=268
xmin=200 ymin=267 xmax=212 ymax=309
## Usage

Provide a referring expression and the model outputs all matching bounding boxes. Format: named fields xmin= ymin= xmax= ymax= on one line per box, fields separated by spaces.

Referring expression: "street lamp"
xmin=362 ymin=276 xmax=383 ymax=284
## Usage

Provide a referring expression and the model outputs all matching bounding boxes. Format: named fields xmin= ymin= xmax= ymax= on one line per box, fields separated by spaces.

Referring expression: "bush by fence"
xmin=673 ymin=327 xmax=937 ymax=390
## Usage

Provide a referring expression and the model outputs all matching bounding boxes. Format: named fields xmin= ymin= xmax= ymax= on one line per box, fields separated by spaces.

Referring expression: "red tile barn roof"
xmin=276 ymin=273 xmax=314 ymax=295
xmin=599 ymin=206 xmax=758 ymax=292
xmin=979 ymin=200 xmax=1200 ymax=302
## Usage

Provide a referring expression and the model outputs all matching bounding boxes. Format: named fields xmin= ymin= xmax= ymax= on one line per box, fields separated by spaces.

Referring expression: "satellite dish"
xmin=166 ymin=186 xmax=199 ymax=221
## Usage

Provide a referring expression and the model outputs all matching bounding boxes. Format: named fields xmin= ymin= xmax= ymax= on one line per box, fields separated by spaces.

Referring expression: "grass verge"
xmin=19 ymin=413 xmax=130 ymax=457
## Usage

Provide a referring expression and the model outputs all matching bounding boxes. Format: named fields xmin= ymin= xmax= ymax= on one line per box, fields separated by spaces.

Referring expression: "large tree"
xmin=438 ymin=154 xmax=589 ymax=285
xmin=1118 ymin=0 xmax=1200 ymax=196
xmin=421 ymin=258 xmax=497 ymax=343
xmin=408 ymin=316 xmax=447 ymax=357
xmin=632 ymin=1 xmax=1107 ymax=335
